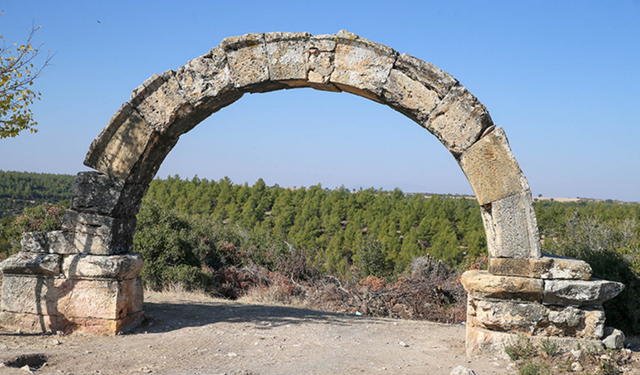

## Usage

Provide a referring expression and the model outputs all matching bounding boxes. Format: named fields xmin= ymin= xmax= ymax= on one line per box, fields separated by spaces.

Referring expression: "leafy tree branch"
xmin=0 ymin=14 xmax=53 ymax=138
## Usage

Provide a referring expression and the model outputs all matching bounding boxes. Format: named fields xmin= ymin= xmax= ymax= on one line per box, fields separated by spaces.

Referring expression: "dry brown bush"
xmin=211 ymin=250 xmax=469 ymax=324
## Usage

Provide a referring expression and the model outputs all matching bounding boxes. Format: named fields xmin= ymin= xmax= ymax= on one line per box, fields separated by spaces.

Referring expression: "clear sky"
xmin=1 ymin=1 xmax=638 ymax=202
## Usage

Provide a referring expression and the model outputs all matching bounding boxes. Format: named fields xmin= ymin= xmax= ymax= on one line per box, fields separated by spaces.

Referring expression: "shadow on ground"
xmin=136 ymin=298 xmax=378 ymax=335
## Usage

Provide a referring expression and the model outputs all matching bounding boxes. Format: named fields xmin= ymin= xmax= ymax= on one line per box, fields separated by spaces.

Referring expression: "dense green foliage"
xmin=0 ymin=170 xmax=74 ymax=218
xmin=0 ymin=200 xmax=68 ymax=259
xmin=144 ymin=175 xmax=487 ymax=278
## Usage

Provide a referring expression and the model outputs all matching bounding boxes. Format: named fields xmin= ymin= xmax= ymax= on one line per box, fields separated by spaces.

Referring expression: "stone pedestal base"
xmin=0 ymin=251 xmax=144 ymax=334
xmin=461 ymin=257 xmax=625 ymax=357
xmin=0 ymin=274 xmax=143 ymax=334
xmin=466 ymin=325 xmax=604 ymax=357
xmin=0 ymin=310 xmax=144 ymax=335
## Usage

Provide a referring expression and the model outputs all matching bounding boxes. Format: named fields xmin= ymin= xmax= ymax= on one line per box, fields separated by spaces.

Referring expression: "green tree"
xmin=1 ymin=17 xmax=52 ymax=138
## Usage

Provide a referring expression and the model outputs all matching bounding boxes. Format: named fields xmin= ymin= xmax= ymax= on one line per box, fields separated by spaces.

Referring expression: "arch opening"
xmin=77 ymin=30 xmax=541 ymax=261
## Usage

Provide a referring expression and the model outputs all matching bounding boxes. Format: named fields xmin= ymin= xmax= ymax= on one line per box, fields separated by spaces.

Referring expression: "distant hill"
xmin=0 ymin=170 xmax=75 ymax=218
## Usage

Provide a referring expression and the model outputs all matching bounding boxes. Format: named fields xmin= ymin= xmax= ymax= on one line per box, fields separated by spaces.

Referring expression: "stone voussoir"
xmin=0 ymin=252 xmax=61 ymax=276
xmin=176 ymin=46 xmax=244 ymax=117
xmin=382 ymin=53 xmax=459 ymax=124
xmin=425 ymin=84 xmax=493 ymax=155
xmin=458 ymin=126 xmax=530 ymax=206
xmin=394 ymin=53 xmax=458 ymax=99
xmin=330 ymin=30 xmax=398 ymax=102
xmin=481 ymin=190 xmax=542 ymax=259
xmin=305 ymin=34 xmax=341 ymax=92
xmin=62 ymin=253 xmax=143 ymax=280
xmin=461 ymin=270 xmax=543 ymax=301
xmin=129 ymin=70 xmax=199 ymax=138
xmin=83 ymin=102 xmax=157 ymax=181
xmin=264 ymin=32 xmax=312 ymax=85
xmin=221 ymin=33 xmax=278 ymax=92
xmin=382 ymin=68 xmax=441 ymax=125
xmin=543 ymin=279 xmax=625 ymax=306
xmin=489 ymin=254 xmax=592 ymax=280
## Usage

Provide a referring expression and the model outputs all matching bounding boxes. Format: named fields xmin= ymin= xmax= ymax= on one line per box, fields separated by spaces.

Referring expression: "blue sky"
xmin=1 ymin=1 xmax=638 ymax=202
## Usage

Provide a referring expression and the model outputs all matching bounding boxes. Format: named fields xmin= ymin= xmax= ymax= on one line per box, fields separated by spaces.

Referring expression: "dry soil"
xmin=0 ymin=290 xmax=511 ymax=375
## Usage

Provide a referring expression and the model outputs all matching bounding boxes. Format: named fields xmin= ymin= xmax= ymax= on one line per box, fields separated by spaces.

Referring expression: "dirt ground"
xmin=0 ymin=290 xmax=511 ymax=375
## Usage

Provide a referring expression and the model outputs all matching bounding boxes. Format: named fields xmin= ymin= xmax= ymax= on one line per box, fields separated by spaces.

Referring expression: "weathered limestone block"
xmin=603 ymin=327 xmax=625 ymax=349
xmin=84 ymin=103 xmax=155 ymax=181
xmin=330 ymin=30 xmax=398 ymax=102
xmin=62 ymin=253 xmax=143 ymax=280
xmin=0 ymin=311 xmax=59 ymax=333
xmin=582 ymin=308 xmax=606 ymax=339
xmin=489 ymin=255 xmax=592 ymax=280
xmin=221 ymin=33 xmax=279 ymax=92
xmin=21 ymin=231 xmax=49 ymax=253
xmin=62 ymin=210 xmax=136 ymax=255
xmin=176 ymin=47 xmax=243 ymax=117
xmin=83 ymin=102 xmax=178 ymax=185
xmin=458 ymin=127 xmax=530 ymax=205
xmin=394 ymin=53 xmax=458 ymax=98
xmin=382 ymin=68 xmax=441 ymax=124
xmin=1 ymin=274 xmax=142 ymax=320
xmin=468 ymin=298 xmax=605 ymax=338
xmin=466 ymin=325 xmax=604 ymax=357
xmin=127 ymin=131 xmax=178 ymax=186
xmin=547 ymin=255 xmax=593 ymax=280
xmin=265 ymin=32 xmax=311 ymax=83
xmin=305 ymin=34 xmax=341 ymax=92
xmin=468 ymin=298 xmax=546 ymax=334
xmin=481 ymin=190 xmax=542 ymax=259
xmin=426 ymin=84 xmax=493 ymax=155
xmin=71 ymin=171 xmax=123 ymax=214
xmin=0 ymin=252 xmax=61 ymax=276
xmin=70 ymin=171 xmax=147 ymax=218
xmin=461 ymin=270 xmax=543 ymax=301
xmin=130 ymin=70 xmax=203 ymax=138
xmin=21 ymin=231 xmax=76 ymax=254
xmin=0 ymin=310 xmax=144 ymax=335
xmin=543 ymin=279 xmax=625 ymax=306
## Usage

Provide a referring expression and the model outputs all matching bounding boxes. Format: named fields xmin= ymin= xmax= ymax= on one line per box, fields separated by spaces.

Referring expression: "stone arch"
xmin=76 ymin=30 xmax=541 ymax=260
xmin=1 ymin=30 xmax=550 ymax=336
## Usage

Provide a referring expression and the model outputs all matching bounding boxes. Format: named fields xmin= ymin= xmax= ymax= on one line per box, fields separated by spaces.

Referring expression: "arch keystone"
xmin=221 ymin=33 xmax=283 ymax=93
xmin=305 ymin=34 xmax=341 ymax=92
xmin=264 ymin=32 xmax=312 ymax=85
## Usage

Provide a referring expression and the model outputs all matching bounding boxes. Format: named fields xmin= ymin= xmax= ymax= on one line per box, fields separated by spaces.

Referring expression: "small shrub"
xmin=597 ymin=360 xmax=619 ymax=375
xmin=539 ymin=338 xmax=558 ymax=357
xmin=504 ymin=335 xmax=536 ymax=361
xmin=518 ymin=360 xmax=550 ymax=375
